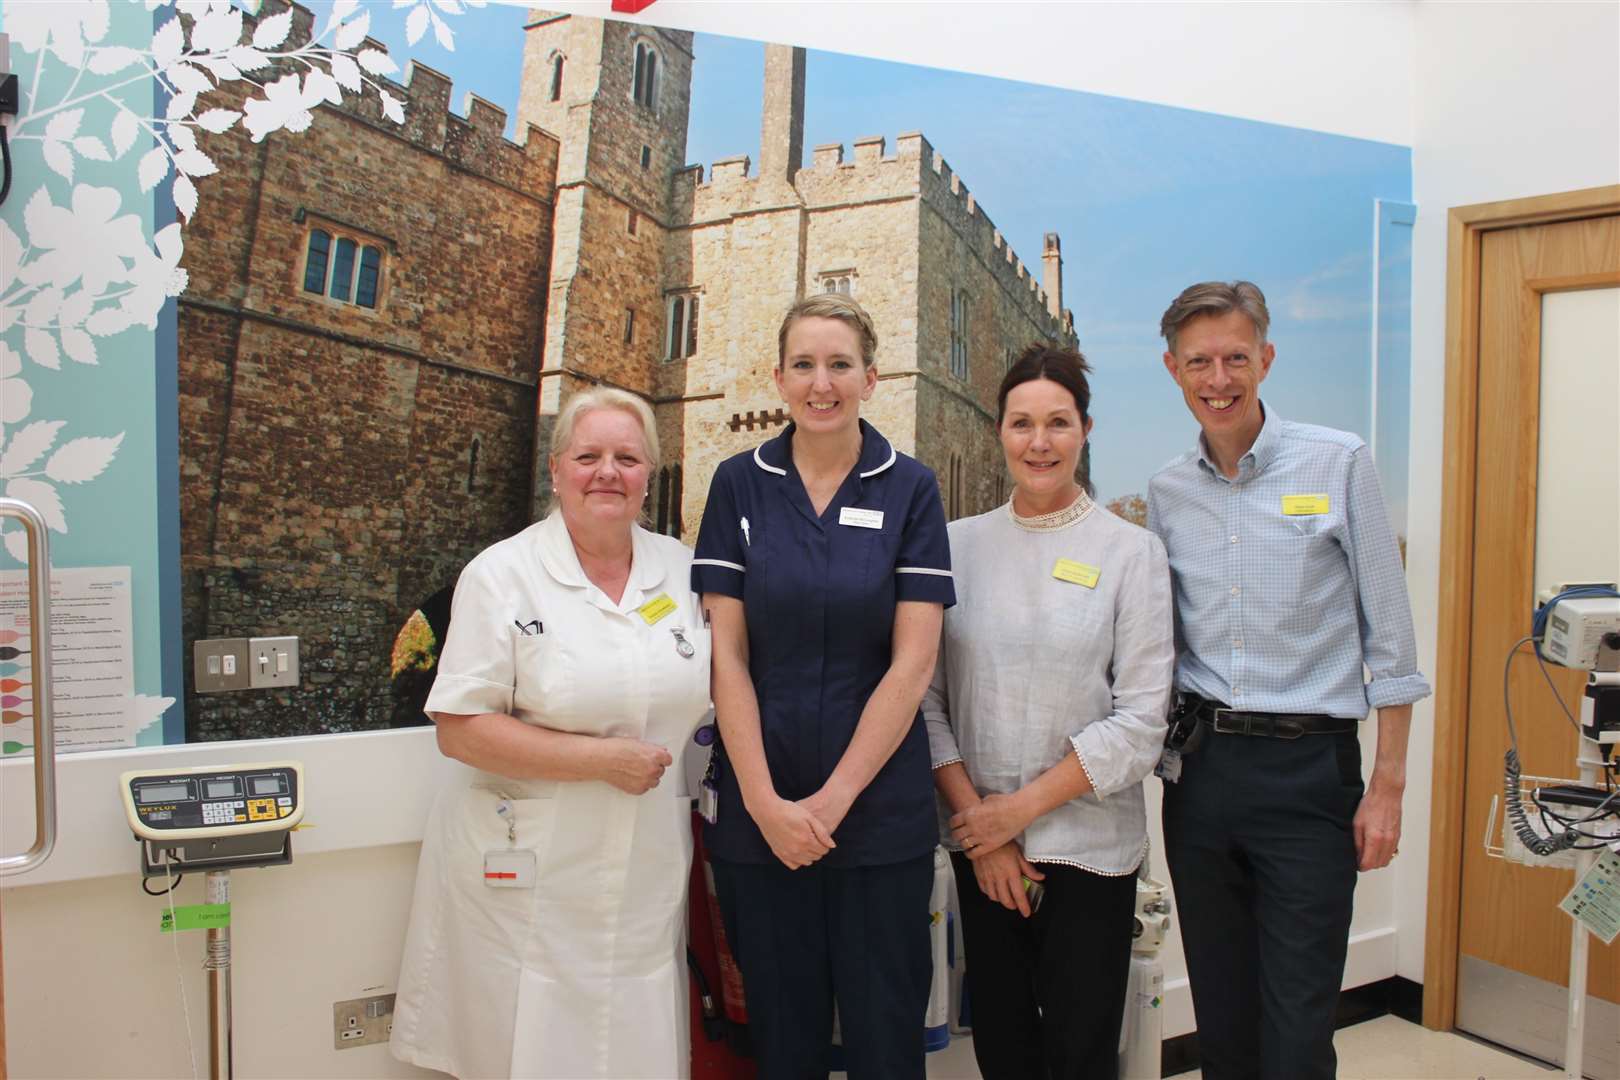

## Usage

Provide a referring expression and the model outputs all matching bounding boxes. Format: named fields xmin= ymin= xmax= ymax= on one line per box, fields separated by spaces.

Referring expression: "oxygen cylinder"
xmin=1118 ymin=874 xmax=1171 ymax=1080
xmin=924 ymin=846 xmax=952 ymax=1051
xmin=1118 ymin=952 xmax=1163 ymax=1080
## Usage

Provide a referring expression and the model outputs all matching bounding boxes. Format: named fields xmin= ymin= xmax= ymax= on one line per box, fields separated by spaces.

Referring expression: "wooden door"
xmin=1451 ymin=211 xmax=1620 ymax=1071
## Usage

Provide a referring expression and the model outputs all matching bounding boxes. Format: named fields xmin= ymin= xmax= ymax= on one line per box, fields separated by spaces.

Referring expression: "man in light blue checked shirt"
xmin=1146 ymin=281 xmax=1430 ymax=1080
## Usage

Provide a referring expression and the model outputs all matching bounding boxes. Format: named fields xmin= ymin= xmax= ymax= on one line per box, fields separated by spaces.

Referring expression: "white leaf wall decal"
xmin=405 ymin=4 xmax=429 ymax=45
xmin=88 ymin=46 xmax=143 ymax=76
xmin=110 ymin=110 xmax=139 ymax=158
xmin=45 ymin=110 xmax=84 ymax=142
xmin=152 ymin=18 xmax=184 ymax=67
xmin=42 ymin=140 xmax=75 ymax=181
xmin=173 ymin=174 xmax=199 ymax=220
xmin=46 ymin=435 xmax=124 ymax=483
xmin=23 ymin=329 xmax=61 ymax=371
xmin=0 ymin=422 xmax=66 ymax=476
xmin=138 ymin=147 xmax=171 ymax=191
xmin=195 ymin=108 xmax=242 ymax=134
xmin=357 ymin=48 xmax=397 ymax=76
xmin=60 ymin=329 xmax=98 ymax=365
xmin=7 ymin=478 xmax=67 ymax=533
xmin=3 ymin=530 xmax=27 ymax=564
xmin=73 ymin=136 xmax=112 ymax=162
xmin=335 ymin=9 xmax=372 ymax=51
xmin=252 ymin=10 xmax=293 ymax=49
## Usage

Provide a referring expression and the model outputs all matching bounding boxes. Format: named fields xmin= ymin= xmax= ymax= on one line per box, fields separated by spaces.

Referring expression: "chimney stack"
xmin=760 ymin=44 xmax=806 ymax=186
xmin=1042 ymin=233 xmax=1063 ymax=321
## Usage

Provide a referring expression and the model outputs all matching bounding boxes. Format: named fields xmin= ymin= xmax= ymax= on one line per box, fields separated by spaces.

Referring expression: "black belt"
xmin=1179 ymin=693 xmax=1358 ymax=740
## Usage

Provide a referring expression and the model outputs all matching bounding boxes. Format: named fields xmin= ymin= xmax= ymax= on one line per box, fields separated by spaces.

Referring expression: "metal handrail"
xmin=0 ymin=498 xmax=56 ymax=876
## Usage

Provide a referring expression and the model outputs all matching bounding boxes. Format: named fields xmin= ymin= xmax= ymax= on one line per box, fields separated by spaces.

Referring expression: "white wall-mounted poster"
xmin=0 ymin=564 xmax=168 ymax=754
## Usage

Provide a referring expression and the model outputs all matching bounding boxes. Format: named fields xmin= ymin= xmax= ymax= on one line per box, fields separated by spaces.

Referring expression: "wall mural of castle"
xmin=150 ymin=1 xmax=1411 ymax=741
xmin=177 ymin=5 xmax=1079 ymax=739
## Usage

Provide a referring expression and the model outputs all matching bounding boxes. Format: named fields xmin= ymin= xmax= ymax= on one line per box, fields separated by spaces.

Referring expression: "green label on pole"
xmin=160 ymin=903 xmax=231 ymax=932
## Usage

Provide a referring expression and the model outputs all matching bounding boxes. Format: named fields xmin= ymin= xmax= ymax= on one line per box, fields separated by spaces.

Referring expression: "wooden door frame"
xmin=1422 ymin=184 xmax=1620 ymax=1030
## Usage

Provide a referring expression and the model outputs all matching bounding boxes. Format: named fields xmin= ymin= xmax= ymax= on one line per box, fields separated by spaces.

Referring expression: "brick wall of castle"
xmin=177 ymin=1 xmax=558 ymax=739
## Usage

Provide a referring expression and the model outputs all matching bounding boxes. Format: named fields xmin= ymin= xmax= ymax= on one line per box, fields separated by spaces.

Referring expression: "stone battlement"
xmin=677 ymin=126 xmax=1064 ymax=335
xmin=233 ymin=1 xmax=559 ymax=198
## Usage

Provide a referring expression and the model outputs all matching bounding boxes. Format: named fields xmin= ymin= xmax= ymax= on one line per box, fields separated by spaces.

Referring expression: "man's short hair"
xmin=1160 ymin=281 xmax=1271 ymax=353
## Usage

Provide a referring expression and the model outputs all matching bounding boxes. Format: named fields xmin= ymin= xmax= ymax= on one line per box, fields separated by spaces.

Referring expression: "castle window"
xmin=628 ymin=208 xmax=639 ymax=236
xmin=300 ymin=225 xmax=385 ymax=310
xmin=330 ymin=237 xmax=357 ymax=302
xmin=950 ymin=289 xmax=970 ymax=380
xmin=655 ymin=465 xmax=684 ymax=537
xmin=623 ymin=307 xmax=636 ymax=345
xmin=550 ymin=55 xmax=564 ymax=102
xmin=820 ymin=273 xmax=855 ymax=296
xmin=947 ymin=453 xmax=965 ymax=519
xmin=666 ymin=293 xmax=699 ymax=361
xmin=640 ymin=144 xmax=651 ymax=170
xmin=467 ymin=437 xmax=481 ymax=493
xmin=632 ymin=41 xmax=659 ymax=109
xmin=302 ymin=230 xmax=331 ymax=294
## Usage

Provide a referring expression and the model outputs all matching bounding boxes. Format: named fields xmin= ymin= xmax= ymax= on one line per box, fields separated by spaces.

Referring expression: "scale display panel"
xmin=120 ymin=762 xmax=305 ymax=841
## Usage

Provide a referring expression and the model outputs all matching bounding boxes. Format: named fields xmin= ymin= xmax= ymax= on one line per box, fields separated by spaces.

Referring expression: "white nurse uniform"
xmin=390 ymin=512 xmax=711 ymax=1079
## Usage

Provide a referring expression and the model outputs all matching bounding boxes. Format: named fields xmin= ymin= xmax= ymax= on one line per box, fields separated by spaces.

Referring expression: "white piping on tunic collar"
xmin=859 ymin=441 xmax=896 ymax=478
xmin=752 ymin=430 xmax=895 ymax=478
xmin=752 ymin=444 xmax=787 ymax=476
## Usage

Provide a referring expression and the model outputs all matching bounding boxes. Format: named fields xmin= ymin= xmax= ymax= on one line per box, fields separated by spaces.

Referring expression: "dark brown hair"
xmin=997 ymin=343 xmax=1092 ymax=426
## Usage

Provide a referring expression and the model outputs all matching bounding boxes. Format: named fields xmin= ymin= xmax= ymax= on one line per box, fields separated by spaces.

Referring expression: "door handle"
xmin=0 ymin=498 xmax=57 ymax=877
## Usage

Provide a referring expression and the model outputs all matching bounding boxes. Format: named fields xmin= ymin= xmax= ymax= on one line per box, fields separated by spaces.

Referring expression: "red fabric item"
xmin=689 ymin=813 xmax=758 ymax=1079
xmin=610 ymin=0 xmax=660 ymax=12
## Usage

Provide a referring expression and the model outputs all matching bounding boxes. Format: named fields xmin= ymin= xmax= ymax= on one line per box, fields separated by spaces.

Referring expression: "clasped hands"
xmin=754 ymin=782 xmax=853 ymax=870
xmin=951 ymin=795 xmax=1043 ymax=917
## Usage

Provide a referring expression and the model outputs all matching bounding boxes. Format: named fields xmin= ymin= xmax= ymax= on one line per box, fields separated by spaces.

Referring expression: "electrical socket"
xmin=247 ymin=635 xmax=299 ymax=689
xmin=333 ymin=993 xmax=394 ymax=1050
xmin=193 ymin=638 xmax=250 ymax=693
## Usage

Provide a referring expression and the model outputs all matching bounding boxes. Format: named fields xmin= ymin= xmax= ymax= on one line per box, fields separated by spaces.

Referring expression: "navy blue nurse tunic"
xmin=692 ymin=420 xmax=956 ymax=867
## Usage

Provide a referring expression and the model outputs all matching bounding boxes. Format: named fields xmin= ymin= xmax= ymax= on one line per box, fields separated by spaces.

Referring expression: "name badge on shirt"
xmin=638 ymin=593 xmax=677 ymax=625
xmin=838 ymin=507 xmax=885 ymax=530
xmin=1282 ymin=494 xmax=1330 ymax=516
xmin=483 ymin=849 xmax=536 ymax=888
xmin=1052 ymin=558 xmax=1101 ymax=589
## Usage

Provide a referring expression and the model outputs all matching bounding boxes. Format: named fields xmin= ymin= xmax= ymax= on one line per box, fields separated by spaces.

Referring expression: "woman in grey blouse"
xmin=924 ymin=344 xmax=1174 ymax=1080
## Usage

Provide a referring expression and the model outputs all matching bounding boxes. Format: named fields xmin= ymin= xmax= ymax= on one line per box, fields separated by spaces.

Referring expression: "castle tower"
xmin=759 ymin=44 xmax=806 ymax=189
xmin=1042 ymin=232 xmax=1064 ymax=321
xmin=516 ymin=11 xmax=696 ymax=515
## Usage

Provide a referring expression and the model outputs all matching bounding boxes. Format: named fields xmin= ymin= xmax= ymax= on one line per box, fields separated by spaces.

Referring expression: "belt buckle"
xmin=1211 ymin=707 xmax=1249 ymax=736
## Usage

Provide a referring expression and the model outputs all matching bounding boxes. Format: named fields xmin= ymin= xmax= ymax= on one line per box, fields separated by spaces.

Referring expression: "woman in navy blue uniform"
xmin=692 ymin=293 xmax=955 ymax=1080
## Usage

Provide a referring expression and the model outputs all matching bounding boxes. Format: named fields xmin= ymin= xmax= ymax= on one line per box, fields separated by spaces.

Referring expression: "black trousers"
xmin=1162 ymin=729 xmax=1363 ymax=1080
xmin=951 ymin=853 xmax=1137 ymax=1080
xmin=709 ymin=854 xmax=934 ymax=1080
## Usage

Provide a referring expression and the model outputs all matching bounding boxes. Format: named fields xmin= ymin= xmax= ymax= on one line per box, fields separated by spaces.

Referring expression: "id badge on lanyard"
xmin=484 ymin=796 xmax=537 ymax=887
xmin=697 ymin=732 xmax=720 ymax=825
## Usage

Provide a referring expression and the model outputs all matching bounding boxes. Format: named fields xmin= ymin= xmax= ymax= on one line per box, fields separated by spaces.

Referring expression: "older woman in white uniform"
xmin=390 ymin=387 xmax=711 ymax=1080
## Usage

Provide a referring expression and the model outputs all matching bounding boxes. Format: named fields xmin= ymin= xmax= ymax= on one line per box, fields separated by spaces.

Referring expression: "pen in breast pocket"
xmin=740 ymin=516 xmax=751 ymax=547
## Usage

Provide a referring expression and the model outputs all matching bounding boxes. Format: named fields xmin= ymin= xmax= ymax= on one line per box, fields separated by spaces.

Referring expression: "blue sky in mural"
xmin=367 ymin=3 xmax=1411 ymax=510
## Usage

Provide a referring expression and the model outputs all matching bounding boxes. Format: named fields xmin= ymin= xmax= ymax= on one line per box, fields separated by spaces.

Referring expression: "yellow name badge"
xmin=1052 ymin=558 xmax=1101 ymax=589
xmin=638 ymin=593 xmax=677 ymax=625
xmin=1282 ymin=494 xmax=1330 ymax=516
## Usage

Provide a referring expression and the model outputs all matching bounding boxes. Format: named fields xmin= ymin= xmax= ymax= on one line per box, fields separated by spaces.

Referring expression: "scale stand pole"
xmin=205 ymin=869 xmax=233 ymax=1080
xmin=1563 ymin=671 xmax=1616 ymax=1080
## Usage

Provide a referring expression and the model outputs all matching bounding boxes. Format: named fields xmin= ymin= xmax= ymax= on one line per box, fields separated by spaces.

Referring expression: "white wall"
xmin=1398 ymin=0 xmax=1620 ymax=982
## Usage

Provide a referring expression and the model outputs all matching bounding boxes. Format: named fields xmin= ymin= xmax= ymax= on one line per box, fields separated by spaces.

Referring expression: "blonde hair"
xmin=549 ymin=386 xmax=660 ymax=474
xmin=777 ymin=292 xmax=879 ymax=368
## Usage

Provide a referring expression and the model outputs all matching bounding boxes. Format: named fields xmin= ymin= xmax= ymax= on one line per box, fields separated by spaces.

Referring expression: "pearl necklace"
xmin=1007 ymin=488 xmax=1095 ymax=532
